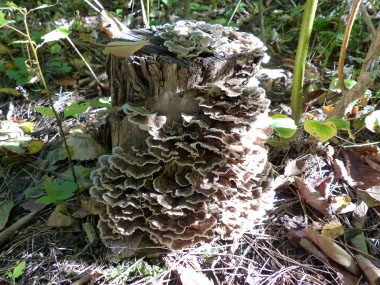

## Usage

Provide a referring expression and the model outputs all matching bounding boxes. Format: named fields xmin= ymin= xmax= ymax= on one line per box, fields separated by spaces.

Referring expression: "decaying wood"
xmin=0 ymin=211 xmax=40 ymax=249
xmin=108 ymin=27 xmax=264 ymax=147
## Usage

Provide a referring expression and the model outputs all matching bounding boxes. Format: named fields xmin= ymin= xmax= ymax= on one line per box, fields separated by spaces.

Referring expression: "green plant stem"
xmin=290 ymin=0 xmax=318 ymax=125
xmin=22 ymin=12 xmax=78 ymax=187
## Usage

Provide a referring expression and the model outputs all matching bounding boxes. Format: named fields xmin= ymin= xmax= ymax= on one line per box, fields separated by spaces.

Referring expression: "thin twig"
xmin=66 ymin=37 xmax=103 ymax=89
xmin=359 ymin=3 xmax=376 ymax=38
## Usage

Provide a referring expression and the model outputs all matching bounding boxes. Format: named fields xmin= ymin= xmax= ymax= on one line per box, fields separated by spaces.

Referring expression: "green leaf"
xmin=64 ymin=102 xmax=90 ymax=118
xmin=304 ymin=120 xmax=337 ymax=142
xmin=50 ymin=43 xmax=61 ymax=54
xmin=36 ymin=181 xmax=77 ymax=205
xmin=327 ymin=118 xmax=354 ymax=139
xmin=345 ymin=228 xmax=368 ymax=254
xmin=46 ymin=181 xmax=77 ymax=200
xmin=33 ymin=106 xmax=56 ymax=117
xmin=87 ymin=97 xmax=111 ymax=108
xmin=270 ymin=115 xmax=297 ymax=138
xmin=0 ymin=87 xmax=21 ymax=96
xmin=0 ymin=11 xmax=8 ymax=27
xmin=60 ymin=166 xmax=93 ymax=191
xmin=12 ymin=260 xmax=26 ymax=279
xmin=0 ymin=200 xmax=14 ymax=231
xmin=14 ymin=57 xmax=27 ymax=71
xmin=41 ymin=27 xmax=71 ymax=44
xmin=329 ymin=77 xmax=357 ymax=90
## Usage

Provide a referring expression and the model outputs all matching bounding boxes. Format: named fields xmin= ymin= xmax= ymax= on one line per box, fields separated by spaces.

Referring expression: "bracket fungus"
xmin=90 ymin=21 xmax=274 ymax=253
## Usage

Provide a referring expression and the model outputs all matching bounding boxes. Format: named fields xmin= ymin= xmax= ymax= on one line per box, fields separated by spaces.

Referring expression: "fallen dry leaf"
xmin=292 ymin=177 xmax=332 ymax=218
xmin=352 ymin=201 xmax=368 ymax=229
xmin=331 ymin=194 xmax=356 ymax=214
xmin=284 ymin=158 xmax=309 ymax=177
xmin=354 ymin=255 xmax=380 ymax=285
xmin=176 ymin=265 xmax=213 ymax=285
xmin=46 ymin=205 xmax=75 ymax=227
xmin=305 ymin=228 xmax=361 ymax=276
xmin=321 ymin=221 xmax=344 ymax=240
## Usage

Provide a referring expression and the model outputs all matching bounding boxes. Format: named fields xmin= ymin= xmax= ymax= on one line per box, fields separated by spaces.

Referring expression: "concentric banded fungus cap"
xmin=90 ymin=80 xmax=273 ymax=252
xmin=155 ymin=20 xmax=267 ymax=59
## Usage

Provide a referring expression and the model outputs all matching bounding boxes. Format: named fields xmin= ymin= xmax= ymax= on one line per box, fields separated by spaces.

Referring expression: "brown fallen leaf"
xmin=72 ymin=274 xmax=95 ymax=285
xmin=331 ymin=194 xmax=356 ymax=214
xmin=305 ymin=227 xmax=361 ymax=276
xmin=292 ymin=176 xmax=332 ymax=218
xmin=284 ymin=158 xmax=309 ymax=177
xmin=352 ymin=201 xmax=368 ymax=229
xmin=354 ymin=255 xmax=380 ymax=285
xmin=46 ymin=205 xmax=76 ymax=228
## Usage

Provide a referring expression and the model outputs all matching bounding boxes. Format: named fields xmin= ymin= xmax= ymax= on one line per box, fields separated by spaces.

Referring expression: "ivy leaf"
xmin=304 ymin=120 xmax=337 ymax=142
xmin=270 ymin=115 xmax=297 ymax=138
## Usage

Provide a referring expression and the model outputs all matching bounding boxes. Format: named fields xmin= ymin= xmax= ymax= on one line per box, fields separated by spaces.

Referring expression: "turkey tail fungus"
xmin=90 ymin=21 xmax=274 ymax=256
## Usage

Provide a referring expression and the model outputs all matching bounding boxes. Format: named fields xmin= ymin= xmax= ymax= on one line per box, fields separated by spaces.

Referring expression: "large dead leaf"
xmin=292 ymin=177 xmax=332 ymax=218
xmin=66 ymin=132 xmax=103 ymax=161
xmin=334 ymin=151 xmax=380 ymax=206
xmin=354 ymin=255 xmax=380 ymax=285
xmin=305 ymin=228 xmax=361 ymax=276
xmin=98 ymin=10 xmax=130 ymax=38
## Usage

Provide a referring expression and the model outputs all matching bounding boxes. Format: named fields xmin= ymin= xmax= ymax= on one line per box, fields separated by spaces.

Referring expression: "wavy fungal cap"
xmin=90 ymin=81 xmax=273 ymax=251
xmin=155 ymin=20 xmax=267 ymax=59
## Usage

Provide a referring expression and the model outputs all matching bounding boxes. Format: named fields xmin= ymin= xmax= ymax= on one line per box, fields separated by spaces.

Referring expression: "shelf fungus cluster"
xmin=155 ymin=20 xmax=266 ymax=59
xmin=90 ymin=21 xmax=274 ymax=253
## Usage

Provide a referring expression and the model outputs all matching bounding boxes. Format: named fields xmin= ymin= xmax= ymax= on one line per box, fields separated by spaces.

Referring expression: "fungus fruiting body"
xmin=90 ymin=21 xmax=273 ymax=252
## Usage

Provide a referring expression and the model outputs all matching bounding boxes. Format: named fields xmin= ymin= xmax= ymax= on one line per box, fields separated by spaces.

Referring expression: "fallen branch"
xmin=0 ymin=211 xmax=40 ymax=249
xmin=328 ymin=24 xmax=380 ymax=119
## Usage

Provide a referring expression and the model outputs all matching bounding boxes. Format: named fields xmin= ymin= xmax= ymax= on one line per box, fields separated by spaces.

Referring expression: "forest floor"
xmin=0 ymin=1 xmax=379 ymax=284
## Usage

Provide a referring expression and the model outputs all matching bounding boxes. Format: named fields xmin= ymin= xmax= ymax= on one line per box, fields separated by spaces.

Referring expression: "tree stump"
xmin=91 ymin=21 xmax=274 ymax=255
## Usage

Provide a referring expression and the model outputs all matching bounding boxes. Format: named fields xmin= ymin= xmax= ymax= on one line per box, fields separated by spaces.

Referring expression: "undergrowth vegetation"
xmin=0 ymin=0 xmax=379 ymax=284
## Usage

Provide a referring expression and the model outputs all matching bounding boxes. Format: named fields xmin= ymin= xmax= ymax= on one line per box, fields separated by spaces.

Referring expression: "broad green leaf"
xmin=105 ymin=40 xmax=149 ymax=58
xmin=0 ymin=200 xmax=14 ymax=231
xmin=365 ymin=110 xmax=380 ymax=132
xmin=35 ymin=195 xmax=56 ymax=205
xmin=345 ymin=228 xmax=368 ymax=254
xmin=60 ymin=166 xmax=93 ymax=191
xmin=46 ymin=181 xmax=77 ymax=200
xmin=11 ymin=260 xmax=26 ymax=279
xmin=41 ymin=27 xmax=71 ymax=44
xmin=304 ymin=120 xmax=337 ymax=142
xmin=33 ymin=106 xmax=56 ymax=117
xmin=64 ymin=102 xmax=90 ymax=118
xmin=329 ymin=77 xmax=357 ymax=90
xmin=0 ymin=11 xmax=8 ymax=27
xmin=270 ymin=115 xmax=297 ymax=138
xmin=327 ymin=118 xmax=354 ymax=139
xmin=50 ymin=43 xmax=61 ymax=54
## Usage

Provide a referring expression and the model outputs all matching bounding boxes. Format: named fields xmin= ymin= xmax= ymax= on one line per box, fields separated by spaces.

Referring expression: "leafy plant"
xmin=8 ymin=260 xmax=26 ymax=284
xmin=36 ymin=181 xmax=77 ymax=205
xmin=5 ymin=57 xmax=29 ymax=85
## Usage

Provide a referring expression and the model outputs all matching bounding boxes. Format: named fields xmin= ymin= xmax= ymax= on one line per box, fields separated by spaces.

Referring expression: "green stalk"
xmin=22 ymin=11 xmax=78 ymax=187
xmin=290 ymin=0 xmax=318 ymax=125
